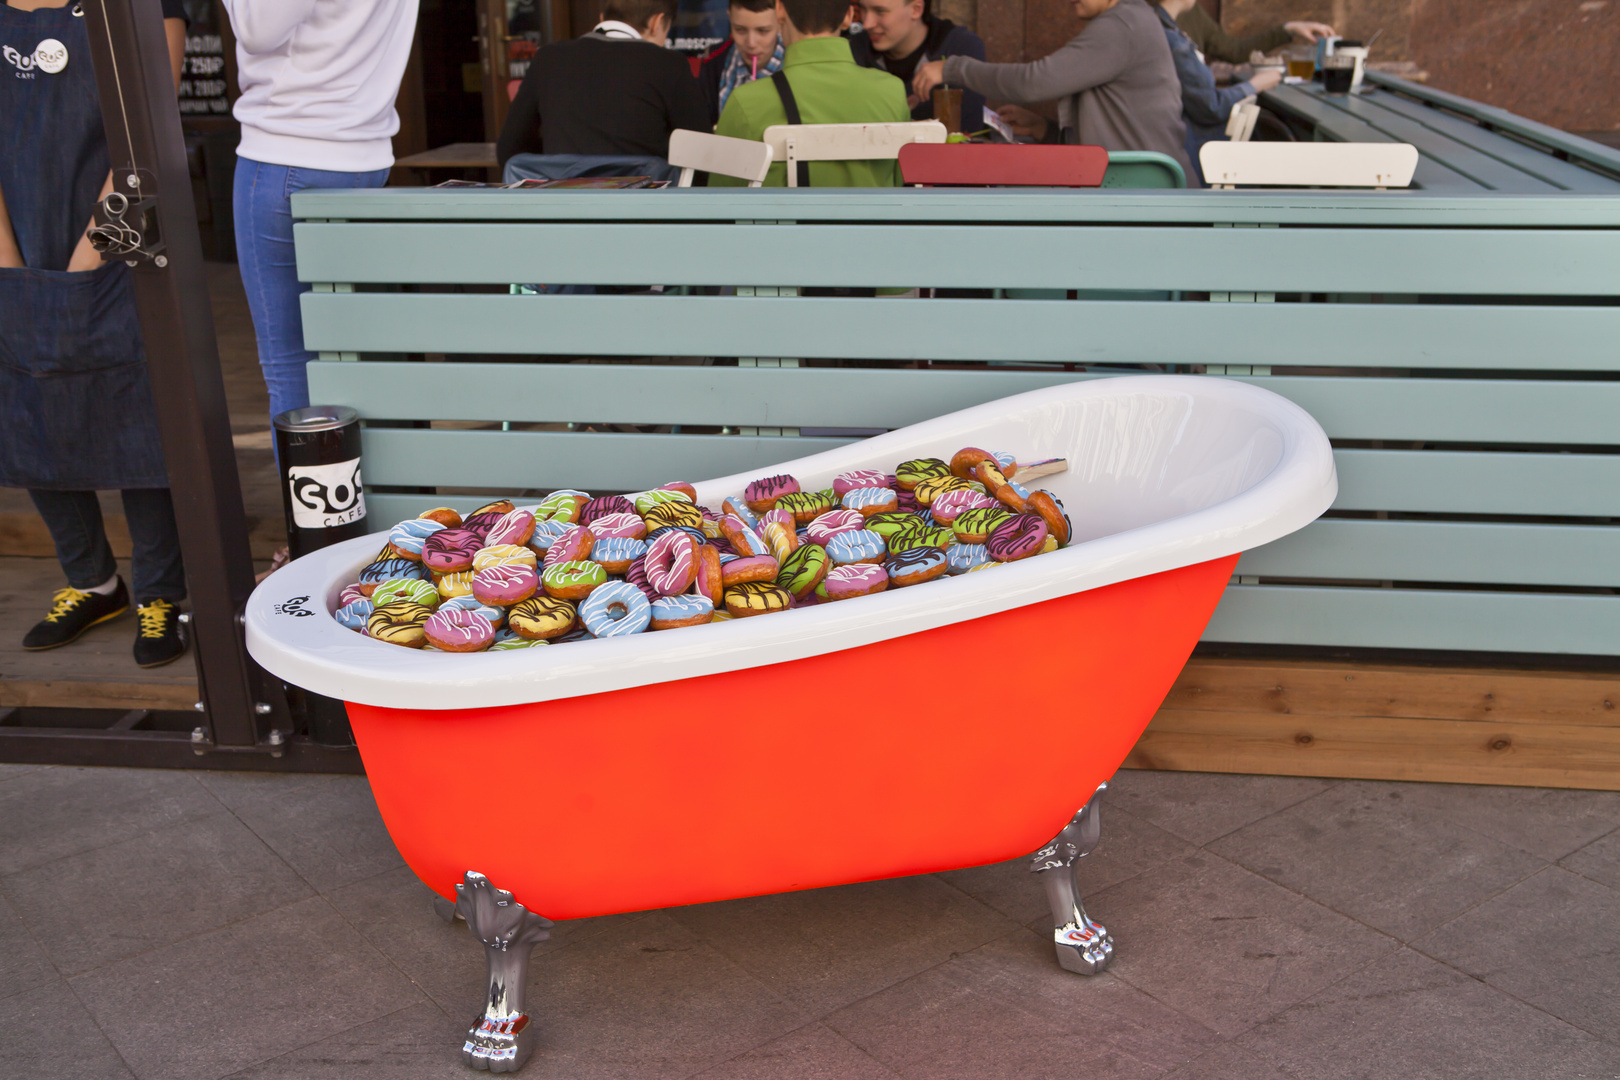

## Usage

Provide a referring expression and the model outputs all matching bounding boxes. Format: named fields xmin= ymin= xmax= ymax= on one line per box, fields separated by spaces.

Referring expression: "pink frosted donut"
xmin=986 ymin=514 xmax=1049 ymax=562
xmin=660 ymin=481 xmax=697 ymax=501
xmin=931 ymin=488 xmax=998 ymax=525
xmin=338 ymin=583 xmax=369 ymax=607
xmin=471 ymin=564 xmax=539 ymax=606
xmin=744 ymin=474 xmax=799 ymax=514
xmin=757 ymin=507 xmax=795 ymax=537
xmin=818 ymin=563 xmax=888 ymax=601
xmin=542 ymin=524 xmax=595 ymax=568
xmin=720 ymin=554 xmax=778 ymax=589
xmin=832 ymin=469 xmax=889 ymax=497
xmin=806 ymin=508 xmax=865 ymax=546
xmin=422 ymin=528 xmax=483 ymax=574
xmin=590 ymin=512 xmax=647 ymax=540
xmin=644 ymin=531 xmax=699 ymax=596
xmin=484 ymin=509 xmax=536 ymax=547
xmin=422 ymin=606 xmax=496 ymax=652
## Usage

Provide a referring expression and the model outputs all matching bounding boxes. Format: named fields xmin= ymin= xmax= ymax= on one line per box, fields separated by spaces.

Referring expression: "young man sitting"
xmin=696 ymin=0 xmax=786 ymax=127
xmin=851 ymin=0 xmax=986 ymax=131
xmin=713 ymin=0 xmax=910 ymax=186
xmin=496 ymin=0 xmax=710 ymax=167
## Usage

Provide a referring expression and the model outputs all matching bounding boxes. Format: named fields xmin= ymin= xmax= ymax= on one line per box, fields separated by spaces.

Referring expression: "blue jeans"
xmin=29 ymin=488 xmax=185 ymax=603
xmin=233 ymin=158 xmax=391 ymax=424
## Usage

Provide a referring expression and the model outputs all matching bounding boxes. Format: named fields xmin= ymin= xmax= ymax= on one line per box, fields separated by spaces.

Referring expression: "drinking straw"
xmin=752 ymin=55 xmax=758 ymax=78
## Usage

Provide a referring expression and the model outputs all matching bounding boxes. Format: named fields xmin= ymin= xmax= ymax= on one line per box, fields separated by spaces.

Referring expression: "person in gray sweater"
xmin=912 ymin=0 xmax=1191 ymax=179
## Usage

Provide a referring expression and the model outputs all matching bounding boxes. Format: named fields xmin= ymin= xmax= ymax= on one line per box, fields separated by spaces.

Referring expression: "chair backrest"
xmin=669 ymin=129 xmax=774 ymax=188
xmin=1098 ymin=151 xmax=1188 ymax=189
xmin=761 ymin=120 xmax=947 ymax=186
xmin=1225 ymin=96 xmax=1260 ymax=144
xmin=897 ymin=143 xmax=1109 ymax=187
xmin=1200 ymin=141 xmax=1419 ymax=188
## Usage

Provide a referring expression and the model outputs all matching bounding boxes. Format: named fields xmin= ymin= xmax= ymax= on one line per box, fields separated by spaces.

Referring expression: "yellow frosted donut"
xmin=472 ymin=544 xmax=538 ymax=572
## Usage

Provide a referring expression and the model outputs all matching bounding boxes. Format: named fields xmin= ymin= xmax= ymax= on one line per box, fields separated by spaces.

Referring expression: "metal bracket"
xmin=436 ymin=871 xmax=553 ymax=1073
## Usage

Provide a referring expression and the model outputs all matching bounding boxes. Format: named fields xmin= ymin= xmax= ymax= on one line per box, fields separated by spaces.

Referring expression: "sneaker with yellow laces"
xmin=22 ymin=580 xmax=129 ymax=651
xmin=133 ymin=599 xmax=187 ymax=668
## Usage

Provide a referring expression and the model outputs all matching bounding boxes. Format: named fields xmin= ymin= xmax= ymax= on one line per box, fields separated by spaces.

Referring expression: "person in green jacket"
xmin=1175 ymin=3 xmax=1333 ymax=65
xmin=713 ymin=0 xmax=911 ymax=187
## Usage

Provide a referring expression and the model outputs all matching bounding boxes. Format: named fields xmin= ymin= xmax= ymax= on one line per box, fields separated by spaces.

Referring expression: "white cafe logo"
xmin=4 ymin=38 xmax=68 ymax=75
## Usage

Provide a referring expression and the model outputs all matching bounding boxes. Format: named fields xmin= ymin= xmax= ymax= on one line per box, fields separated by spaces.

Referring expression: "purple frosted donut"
xmin=579 ymin=495 xmax=634 ymax=527
xmin=422 ymin=528 xmax=483 ymax=574
xmin=986 ymin=514 xmax=1049 ymax=563
xmin=744 ymin=474 xmax=799 ymax=513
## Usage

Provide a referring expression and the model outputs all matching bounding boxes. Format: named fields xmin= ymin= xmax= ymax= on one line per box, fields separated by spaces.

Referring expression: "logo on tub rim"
xmin=274 ymin=596 xmax=314 ymax=617
xmin=287 ymin=458 xmax=366 ymax=530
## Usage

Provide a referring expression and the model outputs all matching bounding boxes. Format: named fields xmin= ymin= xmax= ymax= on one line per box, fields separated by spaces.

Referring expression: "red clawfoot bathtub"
xmin=246 ymin=375 xmax=1334 ymax=1072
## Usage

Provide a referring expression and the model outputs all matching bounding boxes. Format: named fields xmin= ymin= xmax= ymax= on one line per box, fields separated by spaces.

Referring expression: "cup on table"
xmin=1336 ymin=45 xmax=1369 ymax=91
xmin=1286 ymin=45 xmax=1316 ymax=80
xmin=932 ymin=87 xmax=963 ymax=135
xmin=1322 ymin=53 xmax=1356 ymax=94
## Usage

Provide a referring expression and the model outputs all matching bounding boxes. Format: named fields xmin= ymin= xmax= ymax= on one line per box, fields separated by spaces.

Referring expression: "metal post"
xmin=80 ymin=0 xmax=280 ymax=749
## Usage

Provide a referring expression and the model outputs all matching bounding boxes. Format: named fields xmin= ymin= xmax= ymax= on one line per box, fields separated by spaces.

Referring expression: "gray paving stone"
xmin=515 ymin=911 xmax=808 ymax=1080
xmin=0 ymin=763 xmax=46 ymax=783
xmin=194 ymin=769 xmax=342 ymax=813
xmin=1161 ymin=1042 xmax=1291 ymax=1080
xmin=1094 ymin=852 xmax=1398 ymax=1037
xmin=0 ymin=971 xmax=135 ymax=1080
xmin=690 ymin=1023 xmax=902 ymax=1080
xmin=0 ymin=766 xmax=220 ymax=876
xmin=828 ymin=929 xmax=1220 ymax=1080
xmin=1414 ymin=866 xmax=1620 ymax=1041
xmin=1237 ymin=948 xmax=1620 ymax=1080
xmin=0 ymin=890 xmax=54 ymax=1002
xmin=4 ymin=812 xmax=311 ymax=976
xmin=223 ymin=1001 xmax=467 ymax=1079
xmin=1561 ymin=826 xmax=1620 ymax=891
xmin=1389 ymin=782 xmax=1620 ymax=861
xmin=71 ymin=896 xmax=425 ymax=1080
xmin=1208 ymin=780 xmax=1546 ymax=940
xmin=1107 ymin=770 xmax=1337 ymax=846
xmin=667 ymin=872 xmax=1019 ymax=1016
xmin=938 ymin=804 xmax=1196 ymax=928
xmin=228 ymin=774 xmax=404 ymax=893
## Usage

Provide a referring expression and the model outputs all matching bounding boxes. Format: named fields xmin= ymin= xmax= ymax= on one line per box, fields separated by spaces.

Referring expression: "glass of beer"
xmin=932 ymin=87 xmax=963 ymax=135
xmin=1322 ymin=53 xmax=1355 ymax=94
xmin=1287 ymin=46 xmax=1316 ymax=80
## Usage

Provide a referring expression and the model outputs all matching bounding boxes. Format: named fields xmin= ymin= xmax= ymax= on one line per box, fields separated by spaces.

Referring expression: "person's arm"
xmin=0 ymin=184 xmax=22 ymax=269
xmin=927 ymin=16 xmax=1131 ymax=105
xmin=1176 ymin=4 xmax=1291 ymax=64
xmin=1165 ymin=21 xmax=1252 ymax=127
xmin=218 ymin=0 xmax=319 ymax=54
xmin=496 ymin=64 xmax=545 ymax=166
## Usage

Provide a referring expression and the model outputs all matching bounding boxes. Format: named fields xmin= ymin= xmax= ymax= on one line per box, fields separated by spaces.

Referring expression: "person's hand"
xmin=996 ymin=104 xmax=1049 ymax=141
xmin=1284 ymin=20 xmax=1335 ymax=41
xmin=912 ymin=59 xmax=946 ymax=101
xmin=1249 ymin=67 xmax=1283 ymax=92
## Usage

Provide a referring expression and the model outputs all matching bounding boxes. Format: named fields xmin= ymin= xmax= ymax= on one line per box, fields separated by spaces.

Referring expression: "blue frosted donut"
xmin=1009 ymin=480 xmax=1031 ymax=499
xmin=579 ymin=580 xmax=651 ymax=638
xmin=592 ymin=536 xmax=648 ymax=569
xmin=991 ymin=450 xmax=1016 ymax=472
xmin=529 ymin=518 xmax=571 ymax=550
xmin=946 ymin=542 xmax=992 ymax=575
xmin=827 ymin=528 xmax=886 ymax=565
xmin=440 ymin=594 xmax=507 ymax=627
xmin=387 ymin=518 xmax=445 ymax=557
xmin=649 ymin=593 xmax=714 ymax=629
xmin=358 ymin=557 xmax=431 ymax=590
xmin=334 ymin=598 xmax=373 ymax=631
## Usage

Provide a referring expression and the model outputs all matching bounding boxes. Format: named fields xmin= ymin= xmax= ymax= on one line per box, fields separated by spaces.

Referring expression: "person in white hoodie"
xmin=223 ymin=0 xmax=418 ymax=425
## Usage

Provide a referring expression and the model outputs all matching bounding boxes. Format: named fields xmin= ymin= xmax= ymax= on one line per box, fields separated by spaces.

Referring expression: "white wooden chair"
xmin=760 ymin=120 xmax=948 ymax=187
xmin=1225 ymin=96 xmax=1260 ymax=143
xmin=669 ymin=129 xmax=774 ymax=187
xmin=1200 ymin=141 xmax=1419 ymax=189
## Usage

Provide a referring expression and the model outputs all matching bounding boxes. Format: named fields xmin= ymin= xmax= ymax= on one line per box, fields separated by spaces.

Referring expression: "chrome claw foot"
xmin=449 ymin=871 xmax=552 ymax=1073
xmin=1031 ymin=782 xmax=1115 ymax=976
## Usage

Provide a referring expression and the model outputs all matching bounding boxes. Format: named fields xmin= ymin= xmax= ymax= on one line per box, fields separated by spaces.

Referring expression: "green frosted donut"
xmin=370 ymin=577 xmax=442 ymax=610
xmin=895 ymin=457 xmax=951 ymax=491
xmin=777 ymin=542 xmax=831 ymax=599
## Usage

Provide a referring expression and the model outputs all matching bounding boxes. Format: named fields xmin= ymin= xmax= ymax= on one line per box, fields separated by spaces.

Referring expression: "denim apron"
xmin=0 ymin=2 xmax=167 ymax=490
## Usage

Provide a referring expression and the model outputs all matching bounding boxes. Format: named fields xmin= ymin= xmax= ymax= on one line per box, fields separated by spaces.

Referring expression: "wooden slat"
xmin=1237 ymin=519 xmax=1619 ymax=587
xmin=1332 ymin=450 xmax=1620 ymax=516
xmin=299 ymin=295 xmax=1620 ymax=371
xmin=291 ymin=222 xmax=1619 ymax=294
xmin=0 ymin=679 xmax=199 ymax=711
xmin=1203 ymin=584 xmax=1620 ymax=654
xmin=1257 ymin=86 xmax=1486 ymax=191
xmin=358 ymin=429 xmax=856 ymax=490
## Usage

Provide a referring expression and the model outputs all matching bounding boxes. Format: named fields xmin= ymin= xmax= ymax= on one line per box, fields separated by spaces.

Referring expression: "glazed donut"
xmin=472 ymin=564 xmax=540 ymax=606
xmin=388 ymin=518 xmax=445 ymax=561
xmin=805 ymin=509 xmax=865 ymax=546
xmin=1024 ymin=490 xmax=1072 ymax=547
xmin=841 ymin=487 xmax=899 ymax=518
xmin=579 ymin=495 xmax=635 ymax=527
xmin=720 ymin=514 xmax=769 ymax=556
xmin=885 ymin=546 xmax=949 ymax=587
xmin=986 ymin=514 xmax=1049 ymax=562
xmin=930 ymin=488 xmax=997 ymax=525
xmin=650 ymin=593 xmax=714 ymax=630
xmin=832 ymin=469 xmax=889 ymax=497
xmin=591 ymin=536 xmax=647 ymax=574
xmin=777 ymin=490 xmax=833 ymax=526
xmin=421 ymin=529 xmax=483 ymax=575
xmin=439 ymin=594 xmax=507 ymax=626
xmin=334 ymin=598 xmax=372 ymax=632
xmin=720 ymin=496 xmax=762 ymax=531
xmin=418 ymin=507 xmax=463 ymax=528
xmin=946 ymin=542 xmax=993 ymax=575
xmin=949 ymin=447 xmax=995 ymax=480
xmin=542 ymin=560 xmax=607 ymax=600
xmin=721 ymin=553 xmax=779 ymax=588
xmin=643 ymin=499 xmax=704 ymax=533
xmin=826 ymin=529 xmax=886 ymax=565
xmin=434 ymin=570 xmax=476 ymax=600
xmin=366 ymin=600 xmax=433 ymax=647
xmin=371 ymin=578 xmax=442 ymax=610
xmin=952 ymin=507 xmax=1013 ymax=544
xmin=815 ymin=564 xmax=888 ymax=601
xmin=542 ymin=525 xmax=596 ymax=568
xmin=534 ymin=490 xmax=588 ymax=525
xmin=472 ymin=544 xmax=539 ymax=572
xmin=633 ymin=488 xmax=694 ymax=516
xmin=895 ymin=458 xmax=951 ymax=492
xmin=744 ymin=474 xmax=799 ymax=513
xmin=723 ymin=581 xmax=793 ymax=618
xmin=580 ymin=580 xmax=652 ymax=637
xmin=357 ymin=557 xmax=433 ymax=596
xmin=589 ymin=512 xmax=647 ymax=541
xmin=489 ymin=631 xmax=548 ymax=650
xmin=484 ymin=509 xmax=537 ymax=548
xmin=643 ymin=531 xmax=699 ymax=596
xmin=777 ymin=542 xmax=830 ymax=600
xmin=423 ymin=607 xmax=496 ymax=652
xmin=338 ymin=583 xmax=369 ymax=608
xmin=762 ymin=520 xmax=798 ymax=562
xmin=508 ymin=595 xmax=577 ymax=639
xmin=693 ymin=543 xmax=724 ymax=606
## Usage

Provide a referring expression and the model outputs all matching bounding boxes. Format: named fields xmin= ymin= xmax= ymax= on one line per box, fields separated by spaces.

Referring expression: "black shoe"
xmin=22 ymin=580 xmax=130 ymax=650
xmin=134 ymin=599 xmax=188 ymax=668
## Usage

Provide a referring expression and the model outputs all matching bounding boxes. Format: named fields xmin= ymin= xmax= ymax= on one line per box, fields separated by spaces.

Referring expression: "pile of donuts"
xmin=335 ymin=446 xmax=1070 ymax=652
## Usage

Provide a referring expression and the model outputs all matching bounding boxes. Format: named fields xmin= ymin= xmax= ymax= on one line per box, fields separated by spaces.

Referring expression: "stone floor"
xmin=2 ymin=766 xmax=1618 ymax=1080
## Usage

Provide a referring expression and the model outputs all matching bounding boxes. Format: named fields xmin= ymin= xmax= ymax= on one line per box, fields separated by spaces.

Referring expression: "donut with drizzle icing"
xmin=744 ymin=474 xmax=799 ymax=513
xmin=986 ymin=514 xmax=1048 ymax=562
xmin=423 ymin=607 xmax=496 ymax=652
xmin=643 ymin=531 xmax=699 ymax=596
